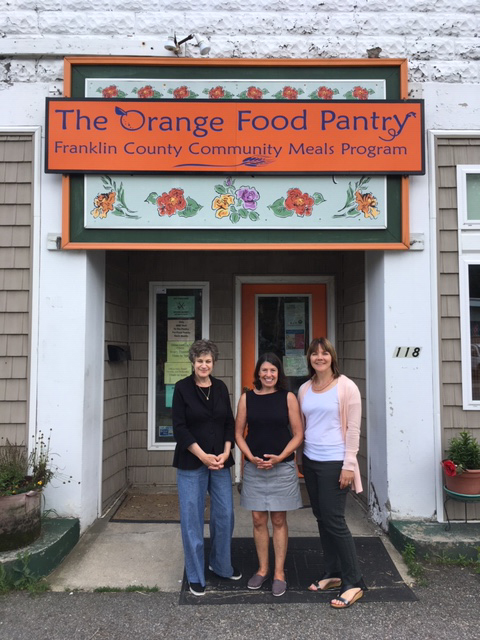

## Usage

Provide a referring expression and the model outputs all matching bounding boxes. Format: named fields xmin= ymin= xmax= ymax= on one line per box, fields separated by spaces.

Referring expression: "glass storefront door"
xmin=241 ymin=283 xmax=328 ymax=394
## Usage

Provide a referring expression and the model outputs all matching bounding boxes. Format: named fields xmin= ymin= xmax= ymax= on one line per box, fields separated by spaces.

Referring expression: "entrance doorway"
xmin=234 ymin=276 xmax=334 ymax=479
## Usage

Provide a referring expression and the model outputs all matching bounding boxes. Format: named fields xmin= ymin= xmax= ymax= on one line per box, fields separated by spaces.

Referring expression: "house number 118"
xmin=393 ymin=347 xmax=421 ymax=358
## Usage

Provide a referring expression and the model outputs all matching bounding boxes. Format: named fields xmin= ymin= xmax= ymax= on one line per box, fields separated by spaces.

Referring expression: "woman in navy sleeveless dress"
xmin=235 ymin=353 xmax=303 ymax=597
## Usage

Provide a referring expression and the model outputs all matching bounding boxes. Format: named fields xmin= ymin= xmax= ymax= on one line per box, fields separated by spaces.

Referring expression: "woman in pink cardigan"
xmin=297 ymin=338 xmax=367 ymax=609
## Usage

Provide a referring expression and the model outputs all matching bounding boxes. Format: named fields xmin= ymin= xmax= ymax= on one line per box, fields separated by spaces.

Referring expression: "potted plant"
xmin=0 ymin=431 xmax=58 ymax=552
xmin=442 ymin=430 xmax=480 ymax=495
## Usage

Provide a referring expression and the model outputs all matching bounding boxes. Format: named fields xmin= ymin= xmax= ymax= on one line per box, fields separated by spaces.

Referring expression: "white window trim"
xmin=457 ymin=164 xmax=480 ymax=409
xmin=457 ymin=165 xmax=480 ymax=230
xmin=147 ymin=281 xmax=210 ymax=451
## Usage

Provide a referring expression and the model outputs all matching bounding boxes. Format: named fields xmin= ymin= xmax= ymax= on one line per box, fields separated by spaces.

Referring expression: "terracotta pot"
xmin=445 ymin=469 xmax=480 ymax=495
xmin=0 ymin=490 xmax=42 ymax=552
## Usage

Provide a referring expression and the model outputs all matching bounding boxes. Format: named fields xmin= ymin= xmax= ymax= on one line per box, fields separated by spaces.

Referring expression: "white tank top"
xmin=302 ymin=385 xmax=345 ymax=462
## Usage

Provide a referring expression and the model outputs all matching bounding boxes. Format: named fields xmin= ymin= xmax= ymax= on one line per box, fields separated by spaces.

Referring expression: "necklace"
xmin=198 ymin=385 xmax=211 ymax=400
xmin=312 ymin=375 xmax=334 ymax=393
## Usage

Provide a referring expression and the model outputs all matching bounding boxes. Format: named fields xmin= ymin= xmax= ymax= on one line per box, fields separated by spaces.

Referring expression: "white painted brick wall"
xmin=0 ymin=0 xmax=480 ymax=83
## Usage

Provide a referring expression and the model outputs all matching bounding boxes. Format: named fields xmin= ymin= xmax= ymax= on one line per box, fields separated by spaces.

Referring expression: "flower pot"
xmin=0 ymin=490 xmax=42 ymax=552
xmin=445 ymin=469 xmax=480 ymax=495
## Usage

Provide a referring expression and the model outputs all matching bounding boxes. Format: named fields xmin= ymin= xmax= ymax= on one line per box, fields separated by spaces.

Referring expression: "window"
xmin=457 ymin=165 xmax=480 ymax=228
xmin=148 ymin=282 xmax=209 ymax=449
xmin=457 ymin=165 xmax=480 ymax=408
xmin=468 ymin=265 xmax=480 ymax=402
xmin=466 ymin=174 xmax=480 ymax=222
xmin=256 ymin=294 xmax=311 ymax=395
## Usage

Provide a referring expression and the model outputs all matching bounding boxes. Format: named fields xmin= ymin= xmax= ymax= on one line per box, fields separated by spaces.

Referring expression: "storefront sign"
xmin=46 ymin=98 xmax=424 ymax=175
xmin=60 ymin=57 xmax=412 ymax=249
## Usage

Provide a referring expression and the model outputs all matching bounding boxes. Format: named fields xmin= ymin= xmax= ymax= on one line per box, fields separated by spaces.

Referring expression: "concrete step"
xmin=389 ymin=519 xmax=480 ymax=559
xmin=0 ymin=518 xmax=80 ymax=583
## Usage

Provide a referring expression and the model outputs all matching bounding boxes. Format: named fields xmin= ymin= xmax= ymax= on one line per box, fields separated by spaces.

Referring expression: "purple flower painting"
xmin=235 ymin=186 xmax=260 ymax=211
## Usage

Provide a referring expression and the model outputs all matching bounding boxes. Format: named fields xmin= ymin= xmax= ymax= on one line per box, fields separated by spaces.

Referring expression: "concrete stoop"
xmin=389 ymin=519 xmax=480 ymax=560
xmin=0 ymin=518 xmax=80 ymax=583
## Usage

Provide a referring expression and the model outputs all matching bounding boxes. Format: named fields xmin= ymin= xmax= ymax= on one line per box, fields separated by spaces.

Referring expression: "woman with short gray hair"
xmin=173 ymin=339 xmax=241 ymax=597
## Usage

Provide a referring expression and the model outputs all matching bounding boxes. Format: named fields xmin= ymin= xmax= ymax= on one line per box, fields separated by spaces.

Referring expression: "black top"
xmin=245 ymin=389 xmax=294 ymax=462
xmin=172 ymin=374 xmax=235 ymax=470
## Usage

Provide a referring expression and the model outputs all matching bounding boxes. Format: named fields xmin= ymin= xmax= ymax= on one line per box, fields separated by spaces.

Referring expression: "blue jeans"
xmin=177 ymin=466 xmax=235 ymax=586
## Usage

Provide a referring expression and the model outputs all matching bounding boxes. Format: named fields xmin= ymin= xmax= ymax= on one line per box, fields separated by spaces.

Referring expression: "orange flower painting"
xmin=91 ymin=191 xmax=116 ymax=218
xmin=355 ymin=191 xmax=379 ymax=219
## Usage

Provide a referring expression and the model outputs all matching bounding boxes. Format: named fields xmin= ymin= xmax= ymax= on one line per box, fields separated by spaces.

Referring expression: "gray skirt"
xmin=240 ymin=460 xmax=303 ymax=511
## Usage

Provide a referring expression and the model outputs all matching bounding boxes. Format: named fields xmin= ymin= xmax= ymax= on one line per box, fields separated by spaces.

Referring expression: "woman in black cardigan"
xmin=172 ymin=339 xmax=241 ymax=597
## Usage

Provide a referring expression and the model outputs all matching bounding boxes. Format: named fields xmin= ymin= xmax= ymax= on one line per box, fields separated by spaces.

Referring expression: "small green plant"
xmin=0 ymin=431 xmax=73 ymax=496
xmin=0 ymin=441 xmax=29 ymax=495
xmin=428 ymin=547 xmax=480 ymax=574
xmin=445 ymin=430 xmax=480 ymax=473
xmin=0 ymin=553 xmax=50 ymax=595
xmin=402 ymin=543 xmax=427 ymax=585
xmin=0 ymin=564 xmax=10 ymax=595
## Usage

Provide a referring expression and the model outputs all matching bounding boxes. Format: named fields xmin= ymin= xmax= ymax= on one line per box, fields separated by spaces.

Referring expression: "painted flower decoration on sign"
xmin=344 ymin=86 xmax=374 ymax=100
xmin=90 ymin=176 xmax=138 ymax=219
xmin=91 ymin=191 xmax=115 ymax=219
xmin=133 ymin=85 xmax=163 ymax=99
xmin=212 ymin=178 xmax=260 ymax=223
xmin=213 ymin=193 xmax=235 ymax=219
xmin=169 ymin=86 xmax=199 ymax=99
xmin=268 ymin=188 xmax=326 ymax=218
xmin=236 ymin=186 xmax=260 ymax=211
xmin=285 ymin=189 xmax=315 ymax=216
xmin=98 ymin=85 xmax=127 ymax=99
xmin=156 ymin=189 xmax=187 ymax=216
xmin=145 ymin=188 xmax=202 ymax=218
xmin=237 ymin=86 xmax=269 ymax=100
xmin=355 ymin=192 xmax=380 ymax=219
xmin=205 ymin=86 xmax=234 ymax=99
xmin=335 ymin=176 xmax=379 ymax=219
xmin=309 ymin=86 xmax=339 ymax=100
xmin=273 ymin=86 xmax=303 ymax=100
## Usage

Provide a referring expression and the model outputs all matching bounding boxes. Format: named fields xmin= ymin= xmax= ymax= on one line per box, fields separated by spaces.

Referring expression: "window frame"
xmin=147 ymin=281 xmax=210 ymax=450
xmin=459 ymin=258 xmax=480 ymax=409
xmin=457 ymin=165 xmax=480 ymax=229
xmin=457 ymin=164 xmax=480 ymax=408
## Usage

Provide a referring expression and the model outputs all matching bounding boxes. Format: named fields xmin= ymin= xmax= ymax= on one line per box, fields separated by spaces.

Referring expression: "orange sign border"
xmin=60 ymin=57 xmax=410 ymax=251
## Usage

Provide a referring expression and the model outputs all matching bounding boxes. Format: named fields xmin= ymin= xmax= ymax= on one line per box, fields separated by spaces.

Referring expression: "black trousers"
xmin=303 ymin=455 xmax=362 ymax=586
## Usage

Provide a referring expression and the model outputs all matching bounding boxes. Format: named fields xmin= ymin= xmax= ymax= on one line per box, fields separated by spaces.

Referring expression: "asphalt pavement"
xmin=1 ymin=564 xmax=479 ymax=640
xmin=2 ymin=490 xmax=479 ymax=639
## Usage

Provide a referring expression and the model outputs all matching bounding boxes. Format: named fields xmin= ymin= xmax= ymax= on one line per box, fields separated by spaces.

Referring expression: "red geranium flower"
xmin=137 ymin=85 xmax=154 ymax=99
xmin=285 ymin=188 xmax=314 ymax=217
xmin=102 ymin=85 xmax=119 ymax=99
xmin=441 ymin=460 xmax=457 ymax=477
xmin=209 ymin=86 xmax=225 ymax=99
xmin=352 ymin=86 xmax=369 ymax=100
xmin=247 ymin=86 xmax=263 ymax=100
xmin=156 ymin=188 xmax=187 ymax=216
xmin=317 ymin=86 xmax=334 ymax=100
xmin=282 ymin=86 xmax=298 ymax=100
xmin=173 ymin=86 xmax=190 ymax=99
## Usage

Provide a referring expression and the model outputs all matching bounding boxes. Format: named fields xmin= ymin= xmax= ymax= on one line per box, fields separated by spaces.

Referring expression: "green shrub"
xmin=446 ymin=431 xmax=480 ymax=470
